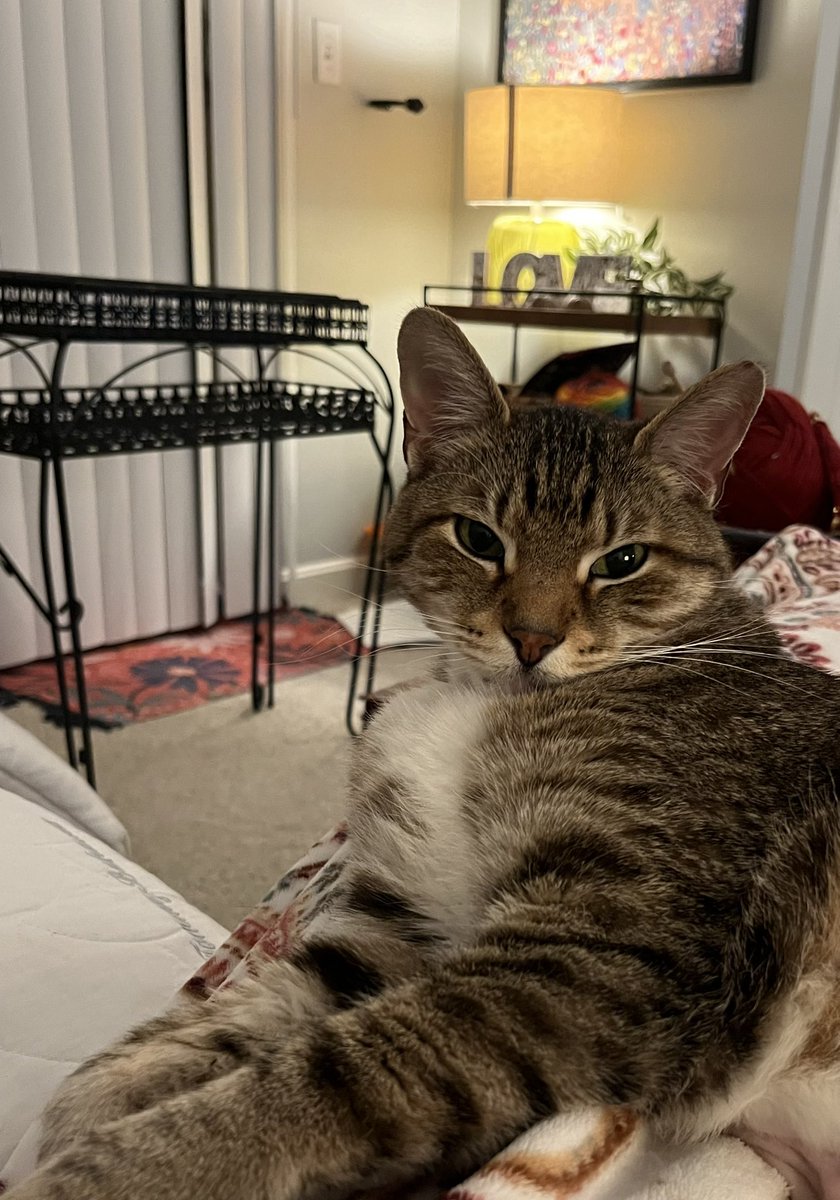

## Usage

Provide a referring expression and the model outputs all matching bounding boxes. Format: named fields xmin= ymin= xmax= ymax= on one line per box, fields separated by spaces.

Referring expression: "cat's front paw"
xmin=38 ymin=1010 xmax=248 ymax=1160
xmin=8 ymin=1137 xmax=119 ymax=1200
xmin=38 ymin=1049 xmax=187 ymax=1161
xmin=13 ymin=1121 xmax=213 ymax=1200
xmin=8 ymin=1169 xmax=98 ymax=1200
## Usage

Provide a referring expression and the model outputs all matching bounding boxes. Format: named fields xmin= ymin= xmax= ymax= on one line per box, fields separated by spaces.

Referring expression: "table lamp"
xmin=464 ymin=85 xmax=625 ymax=294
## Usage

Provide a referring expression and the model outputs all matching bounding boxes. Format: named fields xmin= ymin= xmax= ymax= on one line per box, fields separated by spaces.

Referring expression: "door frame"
xmin=776 ymin=0 xmax=840 ymax=433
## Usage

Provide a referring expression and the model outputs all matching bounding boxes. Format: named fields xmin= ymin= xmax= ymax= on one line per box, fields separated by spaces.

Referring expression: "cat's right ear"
xmin=397 ymin=307 xmax=509 ymax=473
xmin=634 ymin=360 xmax=765 ymax=505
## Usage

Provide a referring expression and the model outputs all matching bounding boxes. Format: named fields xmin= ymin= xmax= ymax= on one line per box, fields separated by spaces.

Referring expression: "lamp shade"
xmin=464 ymin=85 xmax=624 ymax=205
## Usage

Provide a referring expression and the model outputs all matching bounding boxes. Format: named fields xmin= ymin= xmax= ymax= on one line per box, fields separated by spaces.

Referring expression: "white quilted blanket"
xmin=0 ymin=714 xmax=226 ymax=1187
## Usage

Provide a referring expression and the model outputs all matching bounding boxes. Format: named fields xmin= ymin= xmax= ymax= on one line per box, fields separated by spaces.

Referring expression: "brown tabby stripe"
xmin=511 ymin=830 xmax=645 ymax=886
xmin=208 ymin=1030 xmax=259 ymax=1064
xmin=524 ymin=471 xmax=540 ymax=514
xmin=365 ymin=776 xmax=429 ymax=835
xmin=296 ymin=942 xmax=384 ymax=1007
xmin=304 ymin=1027 xmax=395 ymax=1144
xmin=578 ymin=474 xmax=598 ymax=523
xmin=495 ymin=488 xmax=510 ymax=526
xmin=577 ymin=430 xmax=600 ymax=522
xmin=426 ymin=986 xmax=558 ymax=1120
xmin=385 ymin=513 xmax=454 ymax=567
xmin=601 ymin=502 xmax=617 ymax=549
xmin=346 ymin=877 xmax=442 ymax=945
xmin=653 ymin=544 xmax=730 ymax=570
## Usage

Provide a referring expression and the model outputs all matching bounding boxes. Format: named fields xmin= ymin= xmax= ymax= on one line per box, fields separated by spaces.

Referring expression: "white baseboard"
xmin=287 ymin=560 xmax=439 ymax=652
xmin=283 ymin=556 xmax=369 ymax=618
xmin=335 ymin=596 xmax=438 ymax=650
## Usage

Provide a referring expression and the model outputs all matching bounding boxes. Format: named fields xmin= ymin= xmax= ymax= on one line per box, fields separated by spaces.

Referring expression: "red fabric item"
xmin=813 ymin=414 xmax=840 ymax=532
xmin=716 ymin=387 xmax=840 ymax=534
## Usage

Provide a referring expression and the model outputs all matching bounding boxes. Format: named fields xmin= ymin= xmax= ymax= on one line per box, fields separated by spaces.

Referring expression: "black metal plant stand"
xmin=0 ymin=271 xmax=395 ymax=787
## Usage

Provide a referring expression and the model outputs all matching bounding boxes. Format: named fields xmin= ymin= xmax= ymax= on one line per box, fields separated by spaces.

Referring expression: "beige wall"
xmin=450 ymin=0 xmax=821 ymax=385
xmin=288 ymin=0 xmax=820 ymax=580
xmin=620 ymin=0 xmax=821 ymax=375
xmin=292 ymin=0 xmax=459 ymax=572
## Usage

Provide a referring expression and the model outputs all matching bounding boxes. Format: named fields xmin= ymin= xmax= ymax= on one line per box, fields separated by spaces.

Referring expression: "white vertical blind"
xmin=181 ymin=0 xmax=219 ymax=628
xmin=207 ymin=0 xmax=257 ymax=619
xmin=141 ymin=1 xmax=204 ymax=631
xmin=0 ymin=0 xmax=197 ymax=667
xmin=183 ymin=0 xmax=297 ymax=623
xmin=205 ymin=0 xmax=288 ymax=617
xmin=184 ymin=0 xmax=295 ymax=617
xmin=0 ymin=0 xmax=51 ymax=668
xmin=0 ymin=0 xmax=295 ymax=669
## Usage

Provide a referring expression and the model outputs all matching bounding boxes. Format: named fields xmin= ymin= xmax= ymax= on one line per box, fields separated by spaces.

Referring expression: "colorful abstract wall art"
xmin=500 ymin=1 xmax=759 ymax=89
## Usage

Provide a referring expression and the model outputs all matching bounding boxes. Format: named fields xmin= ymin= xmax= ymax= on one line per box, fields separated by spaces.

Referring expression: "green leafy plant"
xmin=574 ymin=219 xmax=733 ymax=315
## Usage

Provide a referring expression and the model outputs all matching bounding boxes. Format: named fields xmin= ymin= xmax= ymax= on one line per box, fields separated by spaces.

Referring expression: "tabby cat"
xmin=11 ymin=308 xmax=840 ymax=1200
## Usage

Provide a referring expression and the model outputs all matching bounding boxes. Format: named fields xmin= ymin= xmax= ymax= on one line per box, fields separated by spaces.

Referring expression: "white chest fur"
xmin=353 ymin=682 xmax=493 ymax=941
xmin=364 ymin=681 xmax=489 ymax=815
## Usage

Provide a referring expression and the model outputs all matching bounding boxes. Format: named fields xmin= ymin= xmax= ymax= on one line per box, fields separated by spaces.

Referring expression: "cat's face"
xmin=384 ymin=309 xmax=765 ymax=686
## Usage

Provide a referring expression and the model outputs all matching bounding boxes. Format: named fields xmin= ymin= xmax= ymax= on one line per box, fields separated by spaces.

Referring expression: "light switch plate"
xmin=314 ymin=20 xmax=341 ymax=85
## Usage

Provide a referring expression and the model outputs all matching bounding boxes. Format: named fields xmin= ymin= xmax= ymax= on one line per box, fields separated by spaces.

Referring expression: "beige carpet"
xmin=7 ymin=648 xmax=425 ymax=932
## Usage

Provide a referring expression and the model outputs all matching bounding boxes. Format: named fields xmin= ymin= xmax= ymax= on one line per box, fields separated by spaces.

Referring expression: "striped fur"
xmin=14 ymin=310 xmax=840 ymax=1200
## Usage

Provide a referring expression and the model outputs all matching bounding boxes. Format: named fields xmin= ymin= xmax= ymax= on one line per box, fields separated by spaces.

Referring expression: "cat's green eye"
xmin=454 ymin=516 xmax=505 ymax=562
xmin=590 ymin=543 xmax=649 ymax=581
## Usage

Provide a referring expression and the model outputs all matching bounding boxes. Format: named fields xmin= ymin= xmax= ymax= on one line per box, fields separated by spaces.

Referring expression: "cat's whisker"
xmin=629 ymin=651 xmax=828 ymax=703
xmin=384 ymin=648 xmax=450 ymax=664
xmin=320 ymin=582 xmax=390 ymax=609
xmin=619 ymin=628 xmax=792 ymax=667
xmin=312 ymin=539 xmax=391 ymax=574
xmin=410 ymin=615 xmax=471 ymax=637
xmin=622 ymin=637 xmax=786 ymax=662
xmin=612 ymin=646 xmax=755 ymax=696
xmin=276 ymin=637 xmax=363 ymax=666
xmin=298 ymin=624 xmax=372 ymax=655
xmin=366 ymin=637 xmax=442 ymax=650
xmin=636 ymin=656 xmax=756 ymax=701
xmin=668 ymin=647 xmax=793 ymax=663
xmin=667 ymin=614 xmax=775 ymax=644
xmin=618 ymin=640 xmax=790 ymax=672
xmin=627 ymin=617 xmax=780 ymax=659
xmin=420 ymin=621 xmax=464 ymax=638
xmin=281 ymin=629 xmax=447 ymax=670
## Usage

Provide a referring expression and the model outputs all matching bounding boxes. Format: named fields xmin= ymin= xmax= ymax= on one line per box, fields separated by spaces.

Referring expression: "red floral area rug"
xmin=0 ymin=608 xmax=358 ymax=729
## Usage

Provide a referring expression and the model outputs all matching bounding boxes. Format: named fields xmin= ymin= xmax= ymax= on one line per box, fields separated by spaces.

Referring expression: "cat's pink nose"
xmin=504 ymin=627 xmax=561 ymax=667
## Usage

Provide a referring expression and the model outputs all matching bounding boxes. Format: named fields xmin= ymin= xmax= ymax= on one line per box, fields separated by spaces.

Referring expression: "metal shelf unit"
xmin=0 ymin=271 xmax=395 ymax=785
xmin=423 ymin=284 xmax=727 ymax=399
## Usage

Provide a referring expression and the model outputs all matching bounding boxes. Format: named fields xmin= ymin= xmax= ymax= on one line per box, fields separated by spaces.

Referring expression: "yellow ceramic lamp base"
xmin=486 ymin=214 xmax=580 ymax=304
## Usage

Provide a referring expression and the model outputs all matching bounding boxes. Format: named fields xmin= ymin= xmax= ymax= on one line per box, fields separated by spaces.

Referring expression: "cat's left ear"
xmin=398 ymin=307 xmax=509 ymax=472
xmin=634 ymin=361 xmax=765 ymax=505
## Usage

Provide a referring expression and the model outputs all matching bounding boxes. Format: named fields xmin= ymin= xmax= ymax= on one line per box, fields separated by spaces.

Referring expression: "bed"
xmin=1 ymin=525 xmax=838 ymax=1198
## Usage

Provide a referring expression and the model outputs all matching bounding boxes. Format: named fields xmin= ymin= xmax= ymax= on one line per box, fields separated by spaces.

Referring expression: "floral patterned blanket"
xmin=185 ymin=525 xmax=840 ymax=1200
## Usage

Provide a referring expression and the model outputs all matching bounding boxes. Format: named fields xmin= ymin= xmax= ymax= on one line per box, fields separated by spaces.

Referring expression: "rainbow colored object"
xmin=554 ymin=368 xmax=631 ymax=419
